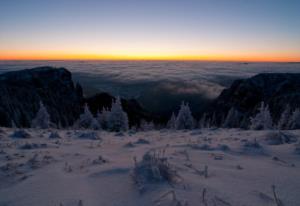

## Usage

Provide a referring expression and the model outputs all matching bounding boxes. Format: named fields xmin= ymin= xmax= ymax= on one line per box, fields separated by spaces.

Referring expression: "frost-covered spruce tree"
xmin=11 ymin=120 xmax=17 ymax=129
xmin=210 ymin=112 xmax=217 ymax=128
xmin=97 ymin=107 xmax=110 ymax=130
xmin=250 ymin=102 xmax=273 ymax=130
xmin=31 ymin=101 xmax=51 ymax=129
xmin=261 ymin=104 xmax=273 ymax=129
xmin=199 ymin=113 xmax=209 ymax=128
xmin=95 ymin=110 xmax=103 ymax=129
xmin=277 ymin=105 xmax=291 ymax=130
xmin=289 ymin=108 xmax=300 ymax=129
xmin=76 ymin=103 xmax=99 ymax=129
xmin=107 ymin=97 xmax=129 ymax=132
xmin=222 ymin=107 xmax=240 ymax=128
xmin=167 ymin=112 xmax=176 ymax=129
xmin=175 ymin=101 xmax=194 ymax=130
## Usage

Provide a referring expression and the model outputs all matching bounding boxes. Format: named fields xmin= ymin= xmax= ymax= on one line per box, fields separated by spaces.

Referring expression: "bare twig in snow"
xmin=183 ymin=149 xmax=190 ymax=161
xmin=78 ymin=200 xmax=83 ymax=206
xmin=214 ymin=195 xmax=232 ymax=206
xmin=272 ymin=185 xmax=284 ymax=206
xmin=154 ymin=190 xmax=188 ymax=206
xmin=202 ymin=188 xmax=208 ymax=206
xmin=204 ymin=165 xmax=208 ymax=178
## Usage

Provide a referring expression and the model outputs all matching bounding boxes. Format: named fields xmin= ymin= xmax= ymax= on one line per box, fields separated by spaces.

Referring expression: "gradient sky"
xmin=1 ymin=0 xmax=300 ymax=61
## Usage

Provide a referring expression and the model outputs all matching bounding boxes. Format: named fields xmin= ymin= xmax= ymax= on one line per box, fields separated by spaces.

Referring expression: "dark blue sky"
xmin=1 ymin=0 xmax=300 ymax=61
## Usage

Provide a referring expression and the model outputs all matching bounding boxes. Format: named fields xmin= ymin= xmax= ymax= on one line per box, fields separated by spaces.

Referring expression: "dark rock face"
xmin=0 ymin=67 xmax=158 ymax=128
xmin=2 ymin=67 xmax=299 ymax=129
xmin=85 ymin=92 xmax=160 ymax=127
xmin=0 ymin=67 xmax=83 ymax=127
xmin=206 ymin=73 xmax=300 ymax=128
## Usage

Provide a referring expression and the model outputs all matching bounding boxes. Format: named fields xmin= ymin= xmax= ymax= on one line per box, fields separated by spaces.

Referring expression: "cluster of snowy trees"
xmin=249 ymin=102 xmax=300 ymax=130
xmin=167 ymin=101 xmax=195 ymax=130
xmin=29 ymin=99 xmax=300 ymax=131
xmin=166 ymin=101 xmax=300 ymax=131
xmin=167 ymin=101 xmax=242 ymax=130
xmin=30 ymin=97 xmax=129 ymax=132
xmin=249 ymin=102 xmax=273 ymax=130
xmin=75 ymin=97 xmax=129 ymax=131
xmin=277 ymin=105 xmax=300 ymax=130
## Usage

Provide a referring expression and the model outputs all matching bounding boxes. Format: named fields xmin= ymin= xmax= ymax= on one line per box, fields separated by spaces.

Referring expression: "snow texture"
xmin=0 ymin=127 xmax=299 ymax=206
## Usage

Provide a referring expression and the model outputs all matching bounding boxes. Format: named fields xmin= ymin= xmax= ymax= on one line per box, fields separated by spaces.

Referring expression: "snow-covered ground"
xmin=0 ymin=128 xmax=299 ymax=206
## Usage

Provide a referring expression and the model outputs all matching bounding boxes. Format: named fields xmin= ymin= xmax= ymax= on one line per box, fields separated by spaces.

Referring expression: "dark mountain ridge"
xmin=0 ymin=67 xmax=83 ymax=127
xmin=0 ymin=67 xmax=299 ymax=129
xmin=0 ymin=67 xmax=157 ymax=128
xmin=206 ymin=73 xmax=300 ymax=127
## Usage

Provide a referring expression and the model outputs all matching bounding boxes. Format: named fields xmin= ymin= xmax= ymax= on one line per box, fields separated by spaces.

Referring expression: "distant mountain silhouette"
xmin=0 ymin=67 xmax=156 ymax=128
xmin=0 ymin=67 xmax=299 ymax=129
xmin=206 ymin=73 xmax=300 ymax=128
xmin=0 ymin=67 xmax=83 ymax=127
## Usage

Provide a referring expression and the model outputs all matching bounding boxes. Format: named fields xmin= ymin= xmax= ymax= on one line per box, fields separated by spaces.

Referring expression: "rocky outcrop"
xmin=0 ymin=67 xmax=158 ymax=128
xmin=2 ymin=67 xmax=299 ymax=129
xmin=206 ymin=73 xmax=300 ymax=128
xmin=0 ymin=67 xmax=83 ymax=127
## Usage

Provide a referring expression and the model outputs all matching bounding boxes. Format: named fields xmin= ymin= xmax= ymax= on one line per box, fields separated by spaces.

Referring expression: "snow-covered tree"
xmin=250 ymin=102 xmax=273 ymax=130
xmin=289 ymin=108 xmax=300 ymax=129
xmin=175 ymin=101 xmax=194 ymax=130
xmin=210 ymin=112 xmax=217 ymax=128
xmin=97 ymin=107 xmax=110 ymax=130
xmin=31 ymin=101 xmax=51 ymax=129
xmin=277 ymin=105 xmax=291 ymax=130
xmin=107 ymin=97 xmax=129 ymax=132
xmin=94 ymin=110 xmax=103 ymax=129
xmin=11 ymin=120 xmax=17 ymax=129
xmin=222 ymin=107 xmax=240 ymax=128
xmin=167 ymin=112 xmax=176 ymax=129
xmin=75 ymin=103 xmax=99 ymax=129
xmin=198 ymin=113 xmax=208 ymax=128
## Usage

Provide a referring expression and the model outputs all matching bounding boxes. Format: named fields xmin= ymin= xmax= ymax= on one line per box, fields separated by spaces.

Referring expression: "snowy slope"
xmin=0 ymin=128 xmax=299 ymax=206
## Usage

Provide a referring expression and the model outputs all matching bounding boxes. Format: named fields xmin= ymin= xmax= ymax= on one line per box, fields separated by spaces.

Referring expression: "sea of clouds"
xmin=0 ymin=60 xmax=299 ymax=116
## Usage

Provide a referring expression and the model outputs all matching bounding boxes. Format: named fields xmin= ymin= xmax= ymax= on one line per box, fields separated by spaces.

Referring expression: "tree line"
xmin=29 ymin=99 xmax=300 ymax=131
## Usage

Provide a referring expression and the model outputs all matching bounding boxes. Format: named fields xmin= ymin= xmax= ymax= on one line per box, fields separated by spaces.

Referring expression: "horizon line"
xmin=1 ymin=53 xmax=300 ymax=63
xmin=1 ymin=58 xmax=300 ymax=63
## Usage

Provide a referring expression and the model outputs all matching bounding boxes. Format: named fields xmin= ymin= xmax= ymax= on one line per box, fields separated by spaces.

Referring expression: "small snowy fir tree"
xmin=175 ymin=101 xmax=194 ymax=130
xmin=199 ymin=113 xmax=209 ymax=128
xmin=210 ymin=112 xmax=217 ymax=128
xmin=107 ymin=97 xmax=129 ymax=132
xmin=167 ymin=112 xmax=176 ymax=130
xmin=31 ymin=101 xmax=51 ymax=129
xmin=250 ymin=102 xmax=273 ymax=130
xmin=97 ymin=107 xmax=110 ymax=130
xmin=75 ymin=103 xmax=99 ymax=129
xmin=11 ymin=120 xmax=17 ymax=129
xmin=277 ymin=105 xmax=291 ymax=130
xmin=95 ymin=110 xmax=103 ymax=130
xmin=222 ymin=107 xmax=240 ymax=128
xmin=289 ymin=108 xmax=300 ymax=129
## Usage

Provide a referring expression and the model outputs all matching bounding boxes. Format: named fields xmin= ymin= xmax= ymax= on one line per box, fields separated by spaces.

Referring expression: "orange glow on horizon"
xmin=0 ymin=51 xmax=300 ymax=62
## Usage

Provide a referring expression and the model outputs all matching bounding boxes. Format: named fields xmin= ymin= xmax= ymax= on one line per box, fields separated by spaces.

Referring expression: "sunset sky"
xmin=0 ymin=0 xmax=300 ymax=61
